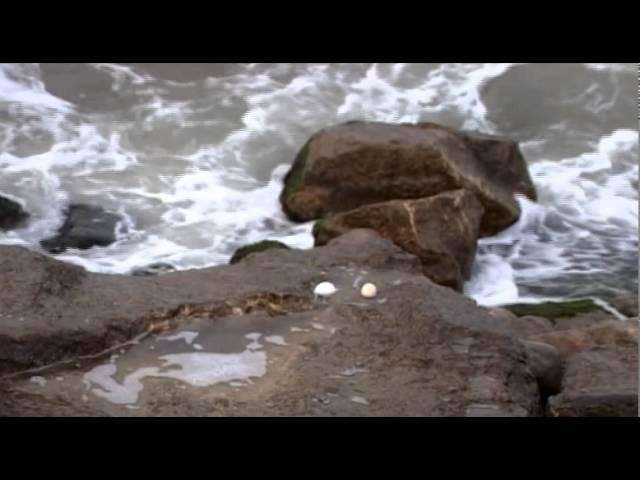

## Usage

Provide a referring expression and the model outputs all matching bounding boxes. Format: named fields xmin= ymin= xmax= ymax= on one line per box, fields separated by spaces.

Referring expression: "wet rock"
xmin=547 ymin=344 xmax=638 ymax=417
xmin=0 ymin=229 xmax=541 ymax=416
xmin=457 ymin=128 xmax=538 ymax=201
xmin=0 ymin=195 xmax=29 ymax=231
xmin=229 ymin=240 xmax=291 ymax=265
xmin=130 ymin=262 xmax=176 ymax=276
xmin=503 ymin=299 xmax=606 ymax=322
xmin=280 ymin=121 xmax=536 ymax=236
xmin=313 ymin=190 xmax=484 ymax=290
xmin=40 ymin=204 xmax=122 ymax=254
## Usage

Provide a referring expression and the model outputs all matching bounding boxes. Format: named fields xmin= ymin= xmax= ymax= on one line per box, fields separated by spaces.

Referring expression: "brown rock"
xmin=611 ymin=293 xmax=638 ymax=318
xmin=457 ymin=129 xmax=538 ymax=201
xmin=488 ymin=308 xmax=554 ymax=338
xmin=415 ymin=122 xmax=538 ymax=200
xmin=531 ymin=320 xmax=638 ymax=356
xmin=280 ymin=121 xmax=536 ymax=236
xmin=547 ymin=345 xmax=638 ymax=417
xmin=521 ymin=340 xmax=563 ymax=395
xmin=313 ymin=190 xmax=484 ymax=290
xmin=508 ymin=316 xmax=555 ymax=338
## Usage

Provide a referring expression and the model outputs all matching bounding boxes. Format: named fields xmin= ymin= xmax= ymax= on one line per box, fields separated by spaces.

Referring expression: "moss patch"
xmin=503 ymin=299 xmax=605 ymax=321
xmin=279 ymin=138 xmax=313 ymax=218
xmin=229 ymin=240 xmax=291 ymax=265
xmin=312 ymin=217 xmax=327 ymax=239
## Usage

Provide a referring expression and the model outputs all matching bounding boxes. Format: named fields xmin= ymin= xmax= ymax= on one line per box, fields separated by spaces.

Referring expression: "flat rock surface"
xmin=0 ymin=230 xmax=542 ymax=416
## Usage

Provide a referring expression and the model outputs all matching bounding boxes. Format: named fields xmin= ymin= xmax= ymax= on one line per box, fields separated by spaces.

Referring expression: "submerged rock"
xmin=0 ymin=195 xmax=29 ymax=231
xmin=40 ymin=204 xmax=123 ymax=254
xmin=229 ymin=240 xmax=291 ymax=265
xmin=131 ymin=262 xmax=176 ymax=277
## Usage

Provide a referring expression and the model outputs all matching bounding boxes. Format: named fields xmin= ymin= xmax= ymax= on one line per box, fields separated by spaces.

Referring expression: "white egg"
xmin=360 ymin=283 xmax=377 ymax=298
xmin=314 ymin=281 xmax=337 ymax=297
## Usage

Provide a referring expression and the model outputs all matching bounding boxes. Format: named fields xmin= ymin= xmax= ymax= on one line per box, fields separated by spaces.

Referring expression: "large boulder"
xmin=313 ymin=190 xmax=484 ymax=290
xmin=40 ymin=204 xmax=123 ymax=254
xmin=280 ymin=121 xmax=536 ymax=237
xmin=0 ymin=195 xmax=29 ymax=231
xmin=547 ymin=344 xmax=638 ymax=417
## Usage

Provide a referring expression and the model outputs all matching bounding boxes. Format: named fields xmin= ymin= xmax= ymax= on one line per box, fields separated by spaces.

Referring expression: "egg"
xmin=360 ymin=283 xmax=377 ymax=298
xmin=314 ymin=281 xmax=337 ymax=298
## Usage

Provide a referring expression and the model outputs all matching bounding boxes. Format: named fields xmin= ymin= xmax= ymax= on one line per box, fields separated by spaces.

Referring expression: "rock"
xmin=313 ymin=190 xmax=484 ymax=290
xmin=530 ymin=320 xmax=638 ymax=356
xmin=521 ymin=340 xmax=563 ymax=396
xmin=0 ymin=387 xmax=111 ymax=417
xmin=488 ymin=308 xmax=555 ymax=337
xmin=130 ymin=262 xmax=176 ymax=276
xmin=0 ymin=229 xmax=542 ymax=416
xmin=487 ymin=307 xmax=519 ymax=324
xmin=280 ymin=121 xmax=536 ymax=236
xmin=547 ymin=344 xmax=638 ymax=417
xmin=611 ymin=293 xmax=638 ymax=318
xmin=0 ymin=195 xmax=29 ymax=231
xmin=229 ymin=240 xmax=291 ymax=265
xmin=457 ymin=128 xmax=538 ymax=201
xmin=503 ymin=299 xmax=606 ymax=322
xmin=40 ymin=204 xmax=122 ymax=254
xmin=499 ymin=312 xmax=555 ymax=338
xmin=550 ymin=311 xmax=621 ymax=331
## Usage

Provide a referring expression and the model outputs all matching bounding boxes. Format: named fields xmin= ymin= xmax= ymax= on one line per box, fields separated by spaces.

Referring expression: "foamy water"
xmin=1 ymin=63 xmax=637 ymax=308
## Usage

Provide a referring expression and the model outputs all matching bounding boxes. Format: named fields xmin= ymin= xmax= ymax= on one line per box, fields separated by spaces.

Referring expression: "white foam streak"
xmin=1 ymin=63 xmax=636 ymax=310
xmin=0 ymin=64 xmax=72 ymax=111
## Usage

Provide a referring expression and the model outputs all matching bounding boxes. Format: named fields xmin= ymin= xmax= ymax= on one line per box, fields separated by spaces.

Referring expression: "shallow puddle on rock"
xmin=158 ymin=331 xmax=199 ymax=345
xmin=29 ymin=376 xmax=47 ymax=387
xmin=264 ymin=335 xmax=288 ymax=346
xmin=83 ymin=338 xmax=268 ymax=405
xmin=81 ymin=312 xmax=312 ymax=406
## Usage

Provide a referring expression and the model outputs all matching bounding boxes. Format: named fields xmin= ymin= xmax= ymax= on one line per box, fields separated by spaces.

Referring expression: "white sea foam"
xmin=1 ymin=63 xmax=636 ymax=309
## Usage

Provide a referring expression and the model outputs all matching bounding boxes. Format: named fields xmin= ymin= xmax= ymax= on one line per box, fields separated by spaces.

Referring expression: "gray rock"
xmin=0 ymin=229 xmax=540 ymax=416
xmin=40 ymin=204 xmax=122 ymax=253
xmin=0 ymin=195 xmax=29 ymax=231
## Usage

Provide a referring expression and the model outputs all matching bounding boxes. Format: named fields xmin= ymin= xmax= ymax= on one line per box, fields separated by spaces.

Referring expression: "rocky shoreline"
xmin=0 ymin=121 xmax=637 ymax=416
